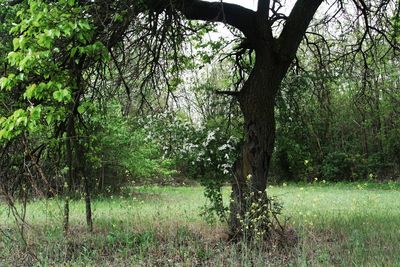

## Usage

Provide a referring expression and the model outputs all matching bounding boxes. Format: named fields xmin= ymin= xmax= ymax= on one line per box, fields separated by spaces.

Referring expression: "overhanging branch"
xmin=149 ymin=0 xmax=257 ymax=38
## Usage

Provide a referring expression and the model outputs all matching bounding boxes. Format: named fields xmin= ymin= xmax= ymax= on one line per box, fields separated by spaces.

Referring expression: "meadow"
xmin=1 ymin=182 xmax=400 ymax=266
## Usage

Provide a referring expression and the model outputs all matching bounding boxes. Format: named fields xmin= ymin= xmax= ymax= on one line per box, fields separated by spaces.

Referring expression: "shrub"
xmin=321 ymin=152 xmax=353 ymax=181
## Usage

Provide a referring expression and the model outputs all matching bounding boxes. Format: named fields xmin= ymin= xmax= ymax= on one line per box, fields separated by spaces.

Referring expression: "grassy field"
xmin=1 ymin=182 xmax=400 ymax=266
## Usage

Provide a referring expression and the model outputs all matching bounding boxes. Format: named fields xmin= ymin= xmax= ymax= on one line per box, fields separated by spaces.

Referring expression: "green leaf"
xmin=0 ymin=77 xmax=8 ymax=90
xmin=0 ymin=129 xmax=8 ymax=140
xmin=70 ymin=47 xmax=78 ymax=58
xmin=13 ymin=38 xmax=19 ymax=50
xmin=54 ymin=29 xmax=61 ymax=38
xmin=46 ymin=113 xmax=53 ymax=125
xmin=24 ymin=83 xmax=37 ymax=99
xmin=38 ymin=34 xmax=52 ymax=49
xmin=30 ymin=106 xmax=42 ymax=121
xmin=53 ymin=88 xmax=71 ymax=102
xmin=16 ymin=116 xmax=28 ymax=127
xmin=77 ymin=105 xmax=85 ymax=114
xmin=78 ymin=21 xmax=91 ymax=30
xmin=53 ymin=90 xmax=63 ymax=102
xmin=8 ymin=51 xmax=21 ymax=66
xmin=62 ymin=24 xmax=72 ymax=36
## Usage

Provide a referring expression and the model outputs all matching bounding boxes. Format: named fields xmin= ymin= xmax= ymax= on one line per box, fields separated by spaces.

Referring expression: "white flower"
xmin=218 ymin=144 xmax=228 ymax=151
xmin=203 ymin=130 xmax=216 ymax=147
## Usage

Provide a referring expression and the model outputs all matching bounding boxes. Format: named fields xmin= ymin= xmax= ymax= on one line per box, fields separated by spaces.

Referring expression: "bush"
xmin=320 ymin=152 xmax=369 ymax=181
xmin=321 ymin=152 xmax=353 ymax=181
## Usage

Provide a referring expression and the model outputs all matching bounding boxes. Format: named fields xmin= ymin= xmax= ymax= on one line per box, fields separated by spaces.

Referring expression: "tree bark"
xmin=84 ymin=176 xmax=93 ymax=232
xmin=229 ymin=51 xmax=281 ymax=237
xmin=74 ymin=134 xmax=93 ymax=232
xmin=63 ymin=115 xmax=74 ymax=236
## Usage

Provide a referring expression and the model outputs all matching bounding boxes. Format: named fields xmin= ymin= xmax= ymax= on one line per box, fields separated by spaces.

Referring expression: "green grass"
xmin=1 ymin=182 xmax=400 ymax=266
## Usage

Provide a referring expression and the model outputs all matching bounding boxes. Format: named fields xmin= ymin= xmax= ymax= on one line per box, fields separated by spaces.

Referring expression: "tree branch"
xmin=278 ymin=0 xmax=323 ymax=67
xmin=216 ymin=90 xmax=239 ymax=97
xmin=257 ymin=0 xmax=270 ymax=19
xmin=170 ymin=0 xmax=257 ymax=38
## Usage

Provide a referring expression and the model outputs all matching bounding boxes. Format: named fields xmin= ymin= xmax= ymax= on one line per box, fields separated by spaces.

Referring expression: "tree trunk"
xmin=84 ymin=176 xmax=93 ymax=232
xmin=63 ymin=116 xmax=74 ymax=236
xmin=73 ymin=130 xmax=93 ymax=232
xmin=229 ymin=54 xmax=281 ymax=238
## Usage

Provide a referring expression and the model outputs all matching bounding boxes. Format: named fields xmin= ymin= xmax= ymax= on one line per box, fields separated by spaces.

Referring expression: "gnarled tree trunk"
xmin=229 ymin=51 xmax=282 ymax=237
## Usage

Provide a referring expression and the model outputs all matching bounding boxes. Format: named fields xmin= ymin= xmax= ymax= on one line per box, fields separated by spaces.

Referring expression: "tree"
xmin=2 ymin=0 xmax=398 ymax=238
xmin=0 ymin=0 xmax=111 ymax=234
xmin=139 ymin=0 xmax=399 ymax=236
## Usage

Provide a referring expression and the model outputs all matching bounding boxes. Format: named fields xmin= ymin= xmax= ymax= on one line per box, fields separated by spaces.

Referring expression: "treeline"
xmin=1 ymin=0 xmax=400 ymax=224
xmin=273 ymin=41 xmax=400 ymax=182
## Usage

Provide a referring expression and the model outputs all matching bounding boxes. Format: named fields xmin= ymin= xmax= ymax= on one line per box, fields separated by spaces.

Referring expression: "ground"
xmin=1 ymin=182 xmax=400 ymax=266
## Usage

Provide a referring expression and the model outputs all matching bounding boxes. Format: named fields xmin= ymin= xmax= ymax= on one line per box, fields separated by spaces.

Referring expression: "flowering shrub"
xmin=141 ymin=112 xmax=240 ymax=221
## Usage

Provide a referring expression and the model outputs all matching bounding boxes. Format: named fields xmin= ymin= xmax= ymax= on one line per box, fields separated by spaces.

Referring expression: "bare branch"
xmin=155 ymin=0 xmax=257 ymax=38
xmin=278 ymin=0 xmax=323 ymax=67
xmin=216 ymin=90 xmax=239 ymax=97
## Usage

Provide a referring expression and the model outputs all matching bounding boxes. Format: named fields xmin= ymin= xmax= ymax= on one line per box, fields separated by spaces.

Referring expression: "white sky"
xmin=219 ymin=0 xmax=258 ymax=10
xmin=205 ymin=0 xmax=336 ymax=40
xmin=205 ymin=0 xmax=295 ymax=39
xmin=206 ymin=0 xmax=295 ymax=13
xmin=207 ymin=0 xmax=330 ymax=20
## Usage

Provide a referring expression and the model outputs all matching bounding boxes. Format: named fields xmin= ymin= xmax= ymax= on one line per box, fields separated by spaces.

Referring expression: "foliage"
xmin=0 ymin=0 xmax=108 ymax=142
xmin=272 ymin=35 xmax=400 ymax=182
xmin=0 ymin=0 xmax=400 ymax=258
xmin=88 ymin=103 xmax=174 ymax=189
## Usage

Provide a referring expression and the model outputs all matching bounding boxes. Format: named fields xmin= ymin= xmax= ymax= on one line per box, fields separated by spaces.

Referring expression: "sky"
xmin=205 ymin=0 xmax=296 ymax=39
xmin=204 ymin=0 xmax=335 ymax=38
xmin=220 ymin=0 xmax=258 ymax=10
xmin=206 ymin=0 xmax=298 ymax=19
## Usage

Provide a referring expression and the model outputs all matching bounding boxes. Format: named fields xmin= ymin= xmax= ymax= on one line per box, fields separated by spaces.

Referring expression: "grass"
xmin=1 ymin=182 xmax=400 ymax=266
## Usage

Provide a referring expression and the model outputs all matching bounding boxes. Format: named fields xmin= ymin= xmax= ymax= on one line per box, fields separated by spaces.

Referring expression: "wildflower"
xmin=246 ymin=174 xmax=252 ymax=181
